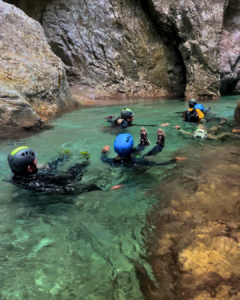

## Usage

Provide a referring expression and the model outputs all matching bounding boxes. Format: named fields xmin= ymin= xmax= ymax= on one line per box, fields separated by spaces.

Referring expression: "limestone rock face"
xmin=3 ymin=0 xmax=240 ymax=100
xmin=42 ymin=0 xmax=186 ymax=98
xmin=145 ymin=0 xmax=227 ymax=100
xmin=3 ymin=0 xmax=51 ymax=22
xmin=0 ymin=1 xmax=73 ymax=137
xmin=220 ymin=0 xmax=240 ymax=95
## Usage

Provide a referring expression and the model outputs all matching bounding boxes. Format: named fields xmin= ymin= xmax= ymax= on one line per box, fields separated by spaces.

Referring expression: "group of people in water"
xmin=5 ymin=98 xmax=240 ymax=195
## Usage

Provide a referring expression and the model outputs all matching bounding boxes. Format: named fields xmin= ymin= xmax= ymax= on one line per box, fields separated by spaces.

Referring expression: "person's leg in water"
xmin=132 ymin=127 xmax=151 ymax=155
xmin=132 ymin=127 xmax=165 ymax=156
xmin=144 ymin=128 xmax=165 ymax=156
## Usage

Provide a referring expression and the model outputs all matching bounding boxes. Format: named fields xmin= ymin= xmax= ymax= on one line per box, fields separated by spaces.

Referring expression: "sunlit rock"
xmin=0 ymin=1 xmax=74 ymax=137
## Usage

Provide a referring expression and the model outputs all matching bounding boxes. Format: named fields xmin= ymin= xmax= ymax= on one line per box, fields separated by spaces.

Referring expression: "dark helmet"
xmin=189 ymin=98 xmax=197 ymax=108
xmin=120 ymin=108 xmax=134 ymax=119
xmin=8 ymin=146 xmax=37 ymax=174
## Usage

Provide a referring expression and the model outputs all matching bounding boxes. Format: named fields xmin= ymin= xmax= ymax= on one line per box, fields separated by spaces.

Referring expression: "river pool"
xmin=0 ymin=96 xmax=239 ymax=299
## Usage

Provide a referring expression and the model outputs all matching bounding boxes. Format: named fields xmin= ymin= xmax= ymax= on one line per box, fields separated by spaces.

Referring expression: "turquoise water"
xmin=0 ymin=96 xmax=239 ymax=299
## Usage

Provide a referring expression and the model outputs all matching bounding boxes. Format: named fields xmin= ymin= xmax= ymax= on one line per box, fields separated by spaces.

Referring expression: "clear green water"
xmin=0 ymin=96 xmax=239 ymax=299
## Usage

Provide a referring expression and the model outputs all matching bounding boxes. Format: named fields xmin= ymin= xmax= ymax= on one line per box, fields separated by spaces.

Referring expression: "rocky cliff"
xmin=4 ymin=0 xmax=240 ymax=100
xmin=0 ymin=0 xmax=74 ymax=137
xmin=1 ymin=0 xmax=240 ymax=131
xmin=41 ymin=0 xmax=186 ymax=99
xmin=220 ymin=0 xmax=240 ymax=95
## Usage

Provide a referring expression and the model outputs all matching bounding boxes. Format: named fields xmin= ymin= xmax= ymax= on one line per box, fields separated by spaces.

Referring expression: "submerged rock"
xmin=0 ymin=1 xmax=74 ymax=137
xmin=141 ymin=144 xmax=240 ymax=299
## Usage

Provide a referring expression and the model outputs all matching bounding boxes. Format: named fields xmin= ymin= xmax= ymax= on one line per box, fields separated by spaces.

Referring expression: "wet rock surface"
xmin=139 ymin=143 xmax=240 ymax=299
xmin=0 ymin=1 xmax=74 ymax=137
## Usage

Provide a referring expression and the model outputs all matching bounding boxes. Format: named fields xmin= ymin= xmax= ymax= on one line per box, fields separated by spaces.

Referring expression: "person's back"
xmin=183 ymin=102 xmax=205 ymax=123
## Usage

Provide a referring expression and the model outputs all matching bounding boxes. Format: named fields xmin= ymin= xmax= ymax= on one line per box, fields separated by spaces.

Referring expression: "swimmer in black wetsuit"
xmin=100 ymin=128 xmax=174 ymax=166
xmin=105 ymin=108 xmax=134 ymax=129
xmin=5 ymin=146 xmax=101 ymax=195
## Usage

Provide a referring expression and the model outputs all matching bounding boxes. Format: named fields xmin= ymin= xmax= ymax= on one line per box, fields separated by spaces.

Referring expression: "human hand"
xmin=174 ymin=157 xmax=187 ymax=162
xmin=160 ymin=123 xmax=169 ymax=126
xmin=232 ymin=129 xmax=240 ymax=133
xmin=101 ymin=145 xmax=110 ymax=153
xmin=111 ymin=184 xmax=125 ymax=190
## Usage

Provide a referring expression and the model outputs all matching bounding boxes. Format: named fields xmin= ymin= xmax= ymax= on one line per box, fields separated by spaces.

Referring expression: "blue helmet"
xmin=114 ymin=134 xmax=134 ymax=157
xmin=194 ymin=104 xmax=205 ymax=112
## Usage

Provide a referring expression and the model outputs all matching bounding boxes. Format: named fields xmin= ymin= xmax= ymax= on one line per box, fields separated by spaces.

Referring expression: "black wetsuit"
xmin=5 ymin=157 xmax=101 ymax=195
xmin=177 ymin=107 xmax=218 ymax=122
xmin=101 ymin=143 xmax=173 ymax=167
xmin=106 ymin=117 xmax=131 ymax=129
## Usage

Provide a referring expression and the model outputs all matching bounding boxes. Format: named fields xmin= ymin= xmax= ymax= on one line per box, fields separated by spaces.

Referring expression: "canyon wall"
xmin=3 ymin=0 xmax=240 ymax=100
xmin=1 ymin=0 xmax=240 ymax=136
xmin=0 ymin=0 xmax=75 ymax=137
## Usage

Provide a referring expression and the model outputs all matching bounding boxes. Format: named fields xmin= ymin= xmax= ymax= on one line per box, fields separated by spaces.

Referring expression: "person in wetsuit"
xmin=100 ymin=128 xmax=174 ymax=166
xmin=5 ymin=146 xmax=101 ymax=195
xmin=105 ymin=108 xmax=134 ymax=129
xmin=175 ymin=118 xmax=240 ymax=140
xmin=183 ymin=101 xmax=206 ymax=123
xmin=180 ymin=98 xmax=214 ymax=123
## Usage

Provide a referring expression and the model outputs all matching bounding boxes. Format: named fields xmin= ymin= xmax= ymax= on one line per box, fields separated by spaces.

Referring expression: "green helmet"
xmin=8 ymin=146 xmax=37 ymax=174
xmin=189 ymin=98 xmax=197 ymax=107
xmin=121 ymin=108 xmax=134 ymax=119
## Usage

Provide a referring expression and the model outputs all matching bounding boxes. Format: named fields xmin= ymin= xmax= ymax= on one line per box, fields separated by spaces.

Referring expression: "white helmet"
xmin=193 ymin=129 xmax=207 ymax=139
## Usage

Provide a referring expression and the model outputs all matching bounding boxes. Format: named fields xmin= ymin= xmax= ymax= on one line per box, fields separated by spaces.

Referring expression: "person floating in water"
xmin=5 ymin=146 xmax=101 ymax=195
xmin=183 ymin=100 xmax=206 ymax=123
xmin=175 ymin=118 xmax=240 ymax=140
xmin=105 ymin=108 xmax=135 ymax=129
xmin=101 ymin=128 xmax=180 ymax=166
xmin=179 ymin=98 xmax=216 ymax=123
